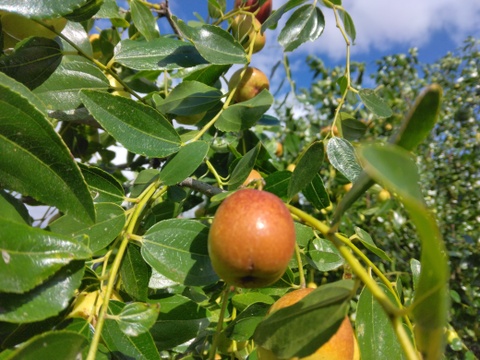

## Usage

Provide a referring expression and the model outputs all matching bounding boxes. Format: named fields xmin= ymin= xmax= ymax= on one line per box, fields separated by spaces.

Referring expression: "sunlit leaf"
xmin=358 ymin=89 xmax=393 ymax=118
xmin=326 ymin=137 xmax=362 ymax=183
xmin=117 ymin=302 xmax=160 ymax=336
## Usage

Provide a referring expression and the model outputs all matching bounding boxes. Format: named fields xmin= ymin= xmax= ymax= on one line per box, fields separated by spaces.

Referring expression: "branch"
xmin=178 ymin=178 xmax=224 ymax=197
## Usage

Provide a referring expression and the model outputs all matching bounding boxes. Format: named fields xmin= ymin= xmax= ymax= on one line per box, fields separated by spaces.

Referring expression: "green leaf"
xmin=326 ymin=137 xmax=362 ymax=182
xmin=182 ymin=64 xmax=230 ymax=86
xmin=0 ymin=189 xmax=31 ymax=224
xmin=215 ymin=89 xmax=273 ymax=131
xmin=0 ymin=219 xmax=91 ymax=293
xmin=120 ymin=244 xmax=150 ymax=301
xmin=0 ymin=261 xmax=85 ymax=323
xmin=175 ymin=18 xmax=247 ymax=65
xmin=307 ymin=238 xmax=344 ymax=271
xmin=261 ymin=0 xmax=308 ymax=31
xmin=232 ymin=292 xmax=275 ymax=313
xmin=254 ymin=280 xmax=354 ymax=358
xmin=353 ymin=227 xmax=392 ymax=262
xmin=79 ymin=164 xmax=124 ymax=205
xmin=341 ymin=116 xmax=368 ymax=141
xmin=288 ymin=141 xmax=324 ymax=200
xmin=302 ymin=173 xmax=331 ymax=210
xmin=114 ymin=38 xmax=208 ymax=71
xmin=358 ymin=89 xmax=393 ymax=118
xmin=0 ymin=73 xmax=95 ymax=224
xmin=410 ymin=258 xmax=421 ymax=291
xmin=64 ymin=0 xmax=103 ymax=22
xmin=278 ymin=4 xmax=325 ymax=52
xmin=264 ymin=171 xmax=292 ymax=200
xmin=339 ymin=10 xmax=356 ymax=43
xmin=388 ymin=84 xmax=442 ymax=150
xmin=0 ymin=0 xmax=90 ymax=18
xmin=80 ymin=90 xmax=181 ymax=157
xmin=150 ymin=294 xmax=210 ymax=351
xmin=33 ymin=60 xmax=109 ymax=111
xmin=48 ymin=202 xmax=125 ymax=253
xmin=159 ymin=141 xmax=209 ymax=186
xmin=356 ymin=283 xmax=406 ymax=360
xmin=103 ymin=301 xmax=161 ymax=360
xmin=3 ymin=330 xmax=88 ymax=360
xmin=159 ymin=81 xmax=222 ymax=115
xmin=358 ymin=143 xmax=449 ymax=359
xmin=117 ymin=302 xmax=160 ymax=337
xmin=130 ymin=0 xmax=159 ymax=41
xmin=228 ymin=143 xmax=261 ymax=190
xmin=225 ymin=303 xmax=270 ymax=342
xmin=0 ymin=37 xmax=62 ymax=90
xmin=141 ymin=219 xmax=219 ymax=286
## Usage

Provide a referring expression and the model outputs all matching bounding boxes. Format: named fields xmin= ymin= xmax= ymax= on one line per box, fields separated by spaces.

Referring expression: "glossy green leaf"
xmin=182 ymin=64 xmax=230 ymax=86
xmin=48 ymin=202 xmax=125 ymax=253
xmin=0 ymin=190 xmax=31 ymax=224
xmin=59 ymin=21 xmax=93 ymax=57
xmin=141 ymin=219 xmax=219 ymax=286
xmin=353 ymin=227 xmax=392 ymax=262
xmin=215 ymin=89 xmax=273 ymax=131
xmin=326 ymin=137 xmax=362 ymax=182
xmin=175 ymin=18 xmax=247 ymax=65
xmin=159 ymin=81 xmax=222 ymax=115
xmin=232 ymin=292 xmax=275 ymax=313
xmin=64 ymin=0 xmax=103 ymax=22
xmin=33 ymin=60 xmax=109 ymax=111
xmin=303 ymin=173 xmax=331 ymax=210
xmin=120 ymin=244 xmax=150 ymax=301
xmin=130 ymin=169 xmax=160 ymax=198
xmin=261 ymin=0 xmax=308 ymax=31
xmin=150 ymin=294 xmax=210 ymax=351
xmin=0 ymin=261 xmax=85 ymax=323
xmin=0 ymin=219 xmax=91 ymax=293
xmin=0 ymin=0 xmax=89 ymax=18
xmin=4 ymin=330 xmax=88 ymax=360
xmin=114 ymin=38 xmax=208 ymax=71
xmin=103 ymin=301 xmax=161 ymax=360
xmin=0 ymin=37 xmax=62 ymax=90
xmin=0 ymin=73 xmax=95 ymax=224
xmin=130 ymin=0 xmax=159 ymax=41
xmin=79 ymin=164 xmax=124 ymax=204
xmin=294 ymin=222 xmax=315 ymax=248
xmin=278 ymin=4 xmax=325 ymax=52
xmin=358 ymin=89 xmax=393 ymax=118
xmin=159 ymin=141 xmax=209 ymax=186
xmin=307 ymin=238 xmax=344 ymax=271
xmin=228 ymin=143 xmax=261 ymax=190
xmin=264 ymin=171 xmax=292 ymax=200
xmin=117 ymin=302 xmax=160 ymax=337
xmin=225 ymin=303 xmax=270 ymax=342
xmin=356 ymin=283 xmax=406 ymax=360
xmin=388 ymin=84 xmax=442 ymax=150
xmin=80 ymin=90 xmax=181 ymax=157
xmin=340 ymin=10 xmax=356 ymax=43
xmin=341 ymin=116 xmax=368 ymax=141
xmin=254 ymin=280 xmax=354 ymax=358
xmin=288 ymin=141 xmax=324 ymax=200
xmin=359 ymin=143 xmax=449 ymax=359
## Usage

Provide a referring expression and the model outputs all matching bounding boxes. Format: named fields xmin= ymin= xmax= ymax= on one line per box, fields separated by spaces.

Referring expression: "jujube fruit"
xmin=231 ymin=15 xmax=266 ymax=54
xmin=257 ymin=288 xmax=359 ymax=360
xmin=208 ymin=189 xmax=295 ymax=288
xmin=234 ymin=0 xmax=272 ymax=24
xmin=228 ymin=67 xmax=270 ymax=103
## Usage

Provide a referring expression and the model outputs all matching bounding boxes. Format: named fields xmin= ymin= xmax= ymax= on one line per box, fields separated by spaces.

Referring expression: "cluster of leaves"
xmin=0 ymin=0 xmax=461 ymax=359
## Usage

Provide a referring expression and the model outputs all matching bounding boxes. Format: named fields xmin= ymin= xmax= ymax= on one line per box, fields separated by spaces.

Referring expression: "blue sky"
xmin=163 ymin=0 xmax=480 ymax=92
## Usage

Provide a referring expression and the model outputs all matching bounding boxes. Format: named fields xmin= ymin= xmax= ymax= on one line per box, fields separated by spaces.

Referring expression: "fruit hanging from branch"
xmin=257 ymin=287 xmax=360 ymax=360
xmin=231 ymin=15 xmax=266 ymax=54
xmin=228 ymin=67 xmax=270 ymax=103
xmin=234 ymin=0 xmax=272 ymax=24
xmin=208 ymin=189 xmax=296 ymax=288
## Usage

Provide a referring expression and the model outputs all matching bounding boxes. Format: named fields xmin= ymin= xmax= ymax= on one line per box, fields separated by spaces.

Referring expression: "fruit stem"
xmin=209 ymin=286 xmax=231 ymax=360
xmin=86 ymin=181 xmax=159 ymax=360
xmin=294 ymin=242 xmax=306 ymax=288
